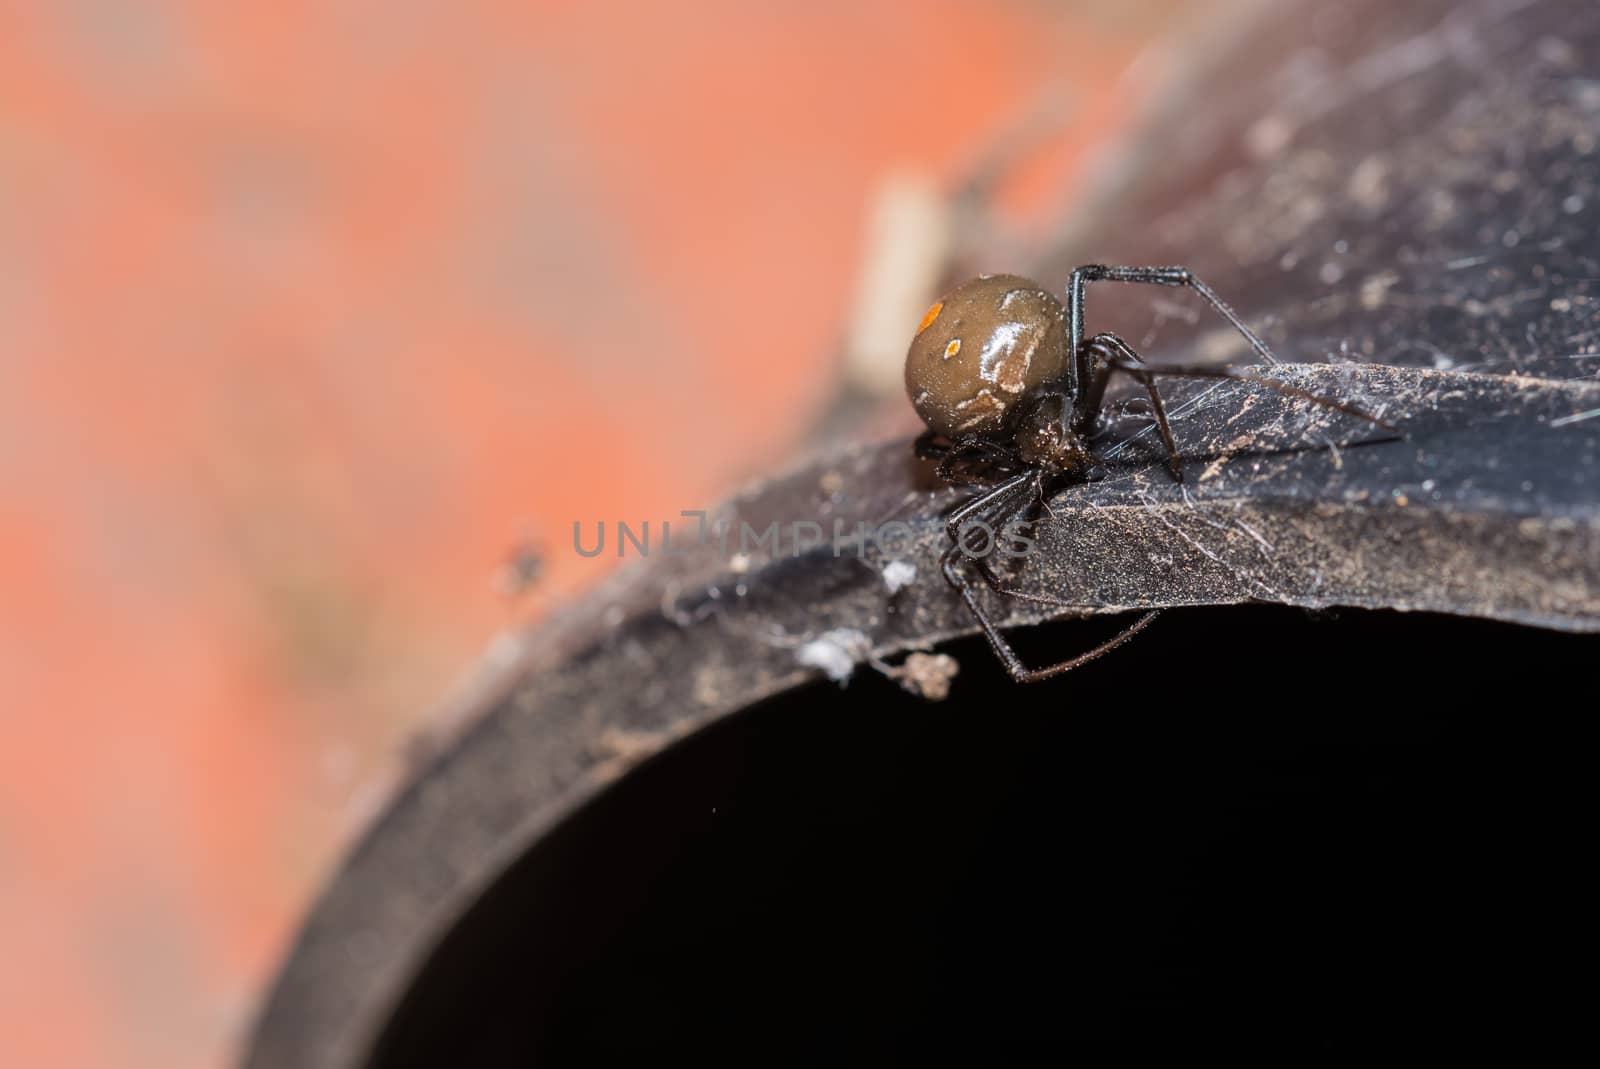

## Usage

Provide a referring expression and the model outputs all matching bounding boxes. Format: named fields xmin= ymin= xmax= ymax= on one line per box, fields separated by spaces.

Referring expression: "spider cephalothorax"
xmin=1011 ymin=391 xmax=1093 ymax=476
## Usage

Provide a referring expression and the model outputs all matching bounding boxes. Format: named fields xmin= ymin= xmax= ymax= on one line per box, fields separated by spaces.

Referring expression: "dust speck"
xmin=881 ymin=560 xmax=917 ymax=594
xmin=796 ymin=628 xmax=870 ymax=684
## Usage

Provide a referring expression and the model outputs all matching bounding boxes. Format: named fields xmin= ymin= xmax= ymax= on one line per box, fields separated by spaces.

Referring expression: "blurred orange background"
xmin=0 ymin=2 xmax=1186 ymax=1065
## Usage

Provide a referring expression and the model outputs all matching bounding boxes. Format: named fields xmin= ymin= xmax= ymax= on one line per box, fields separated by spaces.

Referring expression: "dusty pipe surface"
xmin=244 ymin=0 xmax=1598 ymax=1065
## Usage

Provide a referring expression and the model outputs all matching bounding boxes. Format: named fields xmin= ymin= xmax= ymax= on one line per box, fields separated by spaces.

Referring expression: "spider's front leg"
xmin=941 ymin=545 xmax=1160 ymax=683
xmin=942 ymin=471 xmax=1034 ymax=556
xmin=937 ymin=444 xmax=1160 ymax=684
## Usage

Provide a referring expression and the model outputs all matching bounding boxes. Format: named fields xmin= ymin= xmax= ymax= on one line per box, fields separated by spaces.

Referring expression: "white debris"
xmin=881 ymin=560 xmax=917 ymax=594
xmin=886 ymin=652 xmax=960 ymax=701
xmin=795 ymin=628 xmax=871 ymax=684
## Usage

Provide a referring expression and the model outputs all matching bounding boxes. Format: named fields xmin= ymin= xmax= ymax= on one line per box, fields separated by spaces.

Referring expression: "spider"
xmin=906 ymin=267 xmax=1392 ymax=682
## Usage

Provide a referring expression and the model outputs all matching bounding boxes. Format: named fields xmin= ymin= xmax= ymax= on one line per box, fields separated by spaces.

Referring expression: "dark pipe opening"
xmin=368 ymin=605 xmax=1590 ymax=1063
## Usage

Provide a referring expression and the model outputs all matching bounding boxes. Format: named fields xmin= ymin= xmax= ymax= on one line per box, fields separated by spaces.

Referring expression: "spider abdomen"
xmin=904 ymin=274 xmax=1070 ymax=439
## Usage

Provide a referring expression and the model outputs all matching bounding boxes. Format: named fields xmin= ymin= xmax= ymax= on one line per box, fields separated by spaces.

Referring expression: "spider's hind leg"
xmin=1083 ymin=332 xmax=1186 ymax=482
xmin=1080 ymin=330 xmax=1397 ymax=485
xmin=1066 ymin=263 xmax=1280 ymax=375
xmin=919 ymin=431 xmax=1024 ymax=487
xmin=914 ymin=429 xmax=952 ymax=461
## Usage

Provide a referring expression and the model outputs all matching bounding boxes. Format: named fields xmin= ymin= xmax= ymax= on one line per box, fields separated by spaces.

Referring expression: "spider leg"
xmin=970 ymin=470 xmax=1045 ymax=589
xmin=1107 ymin=352 xmax=1395 ymax=429
xmin=1145 ymin=356 xmax=1395 ymax=428
xmin=1066 ymin=265 xmax=1280 ymax=399
xmin=941 ymin=442 xmax=1022 ymax=486
xmin=942 ymin=545 xmax=1160 ymax=683
xmin=972 ymin=468 xmax=1061 ymax=588
xmin=1080 ymin=331 xmax=1144 ymax=421
xmin=916 ymin=430 xmax=1004 ymax=460
xmin=938 ymin=468 xmax=1040 ymax=592
xmin=1082 ymin=330 xmax=1396 ymax=483
xmin=961 ymin=493 xmax=1143 ymax=613
xmin=1083 ymin=333 xmax=1185 ymax=480
xmin=940 ymin=463 xmax=1159 ymax=681
xmin=914 ymin=429 xmax=949 ymax=461
xmin=944 ymin=471 xmax=1034 ymax=554
xmin=919 ymin=432 xmax=1023 ymax=485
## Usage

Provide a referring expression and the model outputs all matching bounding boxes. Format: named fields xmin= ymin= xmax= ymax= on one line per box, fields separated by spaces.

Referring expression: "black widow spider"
xmin=905 ymin=267 xmax=1392 ymax=682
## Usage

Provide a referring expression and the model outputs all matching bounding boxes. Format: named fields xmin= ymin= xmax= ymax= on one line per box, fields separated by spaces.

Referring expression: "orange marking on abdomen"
xmin=917 ymin=301 xmax=943 ymax=334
